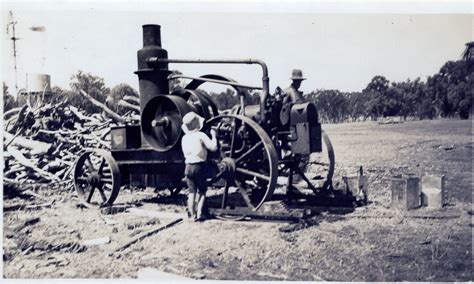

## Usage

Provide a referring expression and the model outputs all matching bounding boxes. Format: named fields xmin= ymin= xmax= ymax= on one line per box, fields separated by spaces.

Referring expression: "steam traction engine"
xmin=73 ymin=25 xmax=336 ymax=217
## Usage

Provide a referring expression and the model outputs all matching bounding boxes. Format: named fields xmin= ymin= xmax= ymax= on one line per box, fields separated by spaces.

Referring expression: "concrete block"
xmin=421 ymin=175 xmax=446 ymax=208
xmin=390 ymin=176 xmax=420 ymax=210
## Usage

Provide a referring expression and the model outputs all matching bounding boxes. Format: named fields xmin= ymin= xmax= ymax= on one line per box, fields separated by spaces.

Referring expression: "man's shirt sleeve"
xmin=199 ymin=132 xmax=218 ymax=152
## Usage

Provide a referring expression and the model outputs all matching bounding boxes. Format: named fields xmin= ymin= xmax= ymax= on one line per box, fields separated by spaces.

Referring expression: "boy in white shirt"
xmin=181 ymin=112 xmax=218 ymax=221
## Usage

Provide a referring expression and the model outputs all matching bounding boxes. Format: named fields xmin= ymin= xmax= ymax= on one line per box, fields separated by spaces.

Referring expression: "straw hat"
xmin=290 ymin=69 xmax=306 ymax=81
xmin=181 ymin=112 xmax=205 ymax=134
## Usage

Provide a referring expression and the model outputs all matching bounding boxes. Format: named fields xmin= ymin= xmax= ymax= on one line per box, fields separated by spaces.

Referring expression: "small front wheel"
xmin=74 ymin=149 xmax=121 ymax=206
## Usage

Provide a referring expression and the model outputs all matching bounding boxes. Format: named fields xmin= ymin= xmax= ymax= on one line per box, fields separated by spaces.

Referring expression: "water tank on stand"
xmin=26 ymin=73 xmax=52 ymax=94
xmin=18 ymin=73 xmax=52 ymax=105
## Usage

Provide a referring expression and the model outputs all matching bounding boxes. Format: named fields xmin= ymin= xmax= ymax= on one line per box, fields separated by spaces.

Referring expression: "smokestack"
xmin=142 ymin=24 xmax=162 ymax=47
xmin=135 ymin=24 xmax=171 ymax=147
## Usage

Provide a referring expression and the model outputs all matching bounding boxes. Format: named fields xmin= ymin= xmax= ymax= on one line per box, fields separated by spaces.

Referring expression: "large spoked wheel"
xmin=308 ymin=130 xmax=335 ymax=191
xmin=74 ymin=149 xmax=121 ymax=207
xmin=203 ymin=115 xmax=278 ymax=218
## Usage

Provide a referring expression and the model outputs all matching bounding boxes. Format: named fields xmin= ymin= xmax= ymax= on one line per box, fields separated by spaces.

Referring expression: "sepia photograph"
xmin=2 ymin=1 xmax=473 ymax=282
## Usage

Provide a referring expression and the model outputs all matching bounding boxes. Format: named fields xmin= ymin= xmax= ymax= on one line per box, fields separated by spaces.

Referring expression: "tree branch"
xmin=79 ymin=90 xmax=125 ymax=123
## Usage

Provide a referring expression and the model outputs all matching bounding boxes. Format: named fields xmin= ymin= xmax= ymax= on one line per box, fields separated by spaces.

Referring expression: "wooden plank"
xmin=126 ymin=208 xmax=186 ymax=219
xmin=4 ymin=200 xmax=55 ymax=212
xmin=114 ymin=218 xmax=183 ymax=252
xmin=209 ymin=207 xmax=305 ymax=221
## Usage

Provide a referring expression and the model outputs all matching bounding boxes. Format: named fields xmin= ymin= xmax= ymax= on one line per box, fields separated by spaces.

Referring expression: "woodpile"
xmin=3 ymin=90 xmax=140 ymax=195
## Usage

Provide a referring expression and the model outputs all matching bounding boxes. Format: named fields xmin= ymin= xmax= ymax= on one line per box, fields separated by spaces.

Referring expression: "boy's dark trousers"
xmin=185 ymin=162 xmax=209 ymax=220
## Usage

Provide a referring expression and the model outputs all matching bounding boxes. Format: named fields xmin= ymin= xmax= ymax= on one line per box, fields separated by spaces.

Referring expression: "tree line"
xmin=204 ymin=59 xmax=472 ymax=122
xmin=309 ymin=59 xmax=472 ymax=123
xmin=3 ymin=59 xmax=472 ymax=122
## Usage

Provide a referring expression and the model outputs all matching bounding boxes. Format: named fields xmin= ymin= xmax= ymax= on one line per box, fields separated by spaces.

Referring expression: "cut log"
xmin=3 ymin=177 xmax=26 ymax=186
xmin=4 ymin=131 xmax=52 ymax=155
xmin=23 ymin=190 xmax=48 ymax=200
xmin=79 ymin=90 xmax=125 ymax=123
xmin=3 ymin=106 xmax=22 ymax=120
xmin=83 ymin=133 xmax=110 ymax=149
xmin=61 ymin=165 xmax=74 ymax=181
xmin=7 ymin=146 xmax=60 ymax=181
xmin=4 ymin=167 xmax=26 ymax=178
xmin=118 ymin=100 xmax=140 ymax=112
xmin=123 ymin=95 xmax=140 ymax=104
xmin=41 ymin=159 xmax=67 ymax=172
xmin=100 ymin=128 xmax=111 ymax=140
xmin=68 ymin=105 xmax=101 ymax=123
xmin=129 ymin=115 xmax=140 ymax=121
xmin=4 ymin=115 xmax=19 ymax=132
xmin=114 ymin=218 xmax=183 ymax=252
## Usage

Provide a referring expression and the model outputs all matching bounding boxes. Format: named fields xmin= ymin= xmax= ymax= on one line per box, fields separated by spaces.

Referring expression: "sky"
xmin=1 ymin=1 xmax=473 ymax=97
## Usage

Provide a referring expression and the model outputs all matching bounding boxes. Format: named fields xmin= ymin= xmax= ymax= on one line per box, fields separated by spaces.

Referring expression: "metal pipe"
xmin=239 ymin=95 xmax=246 ymax=116
xmin=168 ymin=74 xmax=262 ymax=90
xmin=148 ymin=57 xmax=270 ymax=122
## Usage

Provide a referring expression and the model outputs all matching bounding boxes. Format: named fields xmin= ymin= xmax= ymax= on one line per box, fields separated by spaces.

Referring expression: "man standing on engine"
xmin=284 ymin=69 xmax=308 ymax=188
xmin=181 ymin=112 xmax=218 ymax=222
xmin=284 ymin=69 xmax=306 ymax=104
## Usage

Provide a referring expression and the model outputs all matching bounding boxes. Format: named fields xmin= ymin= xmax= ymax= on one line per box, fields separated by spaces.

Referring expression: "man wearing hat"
xmin=181 ymin=112 xmax=218 ymax=221
xmin=284 ymin=69 xmax=306 ymax=104
xmin=285 ymin=69 xmax=308 ymax=187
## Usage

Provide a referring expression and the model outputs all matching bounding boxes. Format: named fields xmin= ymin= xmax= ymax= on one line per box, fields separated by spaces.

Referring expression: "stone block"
xmin=421 ymin=175 xmax=446 ymax=208
xmin=390 ymin=176 xmax=420 ymax=210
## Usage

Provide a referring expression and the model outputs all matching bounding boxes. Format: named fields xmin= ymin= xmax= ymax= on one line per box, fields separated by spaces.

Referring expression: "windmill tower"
xmin=6 ymin=11 xmax=51 ymax=105
xmin=6 ymin=10 xmax=20 ymax=96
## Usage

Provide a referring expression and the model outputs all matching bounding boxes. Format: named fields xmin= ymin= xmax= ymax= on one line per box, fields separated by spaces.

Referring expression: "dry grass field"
xmin=3 ymin=119 xmax=472 ymax=281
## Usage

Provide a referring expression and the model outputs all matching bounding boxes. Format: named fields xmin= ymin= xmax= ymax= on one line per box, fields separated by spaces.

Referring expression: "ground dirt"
xmin=3 ymin=119 xmax=473 ymax=281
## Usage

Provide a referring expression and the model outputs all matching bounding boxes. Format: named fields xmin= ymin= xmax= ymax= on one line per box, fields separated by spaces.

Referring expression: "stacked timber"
xmin=3 ymin=90 xmax=140 ymax=194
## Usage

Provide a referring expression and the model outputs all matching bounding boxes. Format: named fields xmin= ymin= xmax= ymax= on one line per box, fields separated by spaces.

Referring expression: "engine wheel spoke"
xmin=221 ymin=181 xmax=230 ymax=209
xmin=101 ymin=177 xmax=113 ymax=183
xmin=208 ymin=171 xmax=224 ymax=185
xmin=97 ymin=186 xmax=108 ymax=203
xmin=86 ymin=156 xmax=95 ymax=172
xmin=235 ymin=181 xmax=255 ymax=209
xmin=228 ymin=119 xmax=238 ymax=158
xmin=86 ymin=185 xmax=95 ymax=203
xmin=235 ymin=141 xmax=263 ymax=164
xmin=235 ymin=167 xmax=270 ymax=181
xmin=98 ymin=158 xmax=106 ymax=174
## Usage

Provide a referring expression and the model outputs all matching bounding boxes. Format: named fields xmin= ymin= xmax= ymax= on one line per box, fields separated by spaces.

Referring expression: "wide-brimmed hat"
xmin=181 ymin=112 xmax=205 ymax=134
xmin=290 ymin=69 xmax=306 ymax=81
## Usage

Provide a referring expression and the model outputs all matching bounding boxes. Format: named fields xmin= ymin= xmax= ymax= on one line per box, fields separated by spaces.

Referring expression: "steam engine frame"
xmin=73 ymin=24 xmax=336 ymax=216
